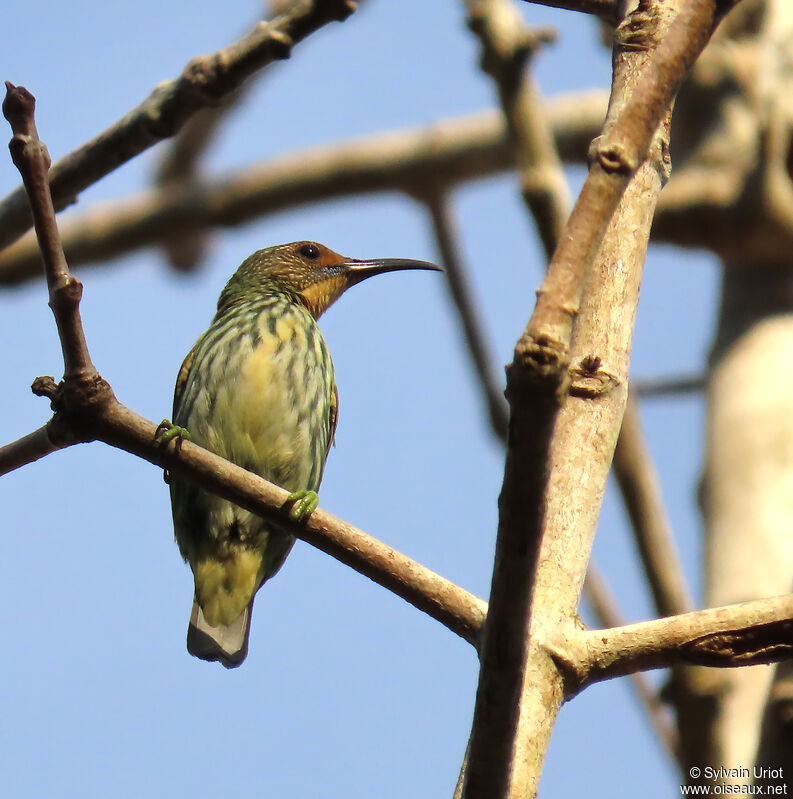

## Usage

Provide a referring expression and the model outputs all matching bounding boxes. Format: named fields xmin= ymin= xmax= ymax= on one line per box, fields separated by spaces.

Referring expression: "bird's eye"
xmin=298 ymin=243 xmax=320 ymax=260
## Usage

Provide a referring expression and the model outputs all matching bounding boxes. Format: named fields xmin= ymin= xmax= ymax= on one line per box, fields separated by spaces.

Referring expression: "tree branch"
xmin=0 ymin=0 xmax=357 ymax=253
xmin=466 ymin=0 xmax=571 ymax=259
xmin=0 ymin=91 xmax=608 ymax=285
xmin=464 ymin=2 xmax=723 ymax=796
xmin=566 ymin=594 xmax=793 ymax=688
xmin=0 ymin=423 xmax=67 ymax=475
xmin=3 ymin=84 xmax=95 ymax=379
xmin=614 ymin=391 xmax=694 ymax=617
xmin=423 ymin=192 xmax=509 ymax=441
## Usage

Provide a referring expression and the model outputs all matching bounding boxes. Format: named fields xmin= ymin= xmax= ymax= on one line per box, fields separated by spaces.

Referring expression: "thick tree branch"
xmin=0 ymin=91 xmax=608 ymax=285
xmin=464 ymin=2 xmax=723 ymax=797
xmin=0 ymin=0 xmax=357 ymax=252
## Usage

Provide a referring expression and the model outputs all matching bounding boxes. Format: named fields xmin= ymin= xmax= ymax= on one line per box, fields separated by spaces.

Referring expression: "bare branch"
xmin=100 ymin=400 xmax=488 ymax=647
xmin=465 ymin=2 xmax=723 ymax=796
xmin=0 ymin=424 xmax=66 ymax=475
xmin=632 ymin=373 xmax=705 ymax=398
xmin=614 ymin=391 xmax=694 ymax=617
xmin=466 ymin=0 xmax=571 ymax=259
xmin=3 ymin=84 xmax=95 ymax=379
xmin=0 ymin=0 xmax=358 ymax=252
xmin=423 ymin=193 xmax=509 ymax=441
xmin=0 ymin=91 xmax=608 ymax=286
xmin=567 ymin=594 xmax=793 ymax=687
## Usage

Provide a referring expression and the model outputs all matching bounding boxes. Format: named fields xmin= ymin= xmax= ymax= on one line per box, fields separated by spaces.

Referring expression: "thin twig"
xmin=100 ymin=399 xmax=489 ymax=646
xmin=633 ymin=373 xmax=706 ymax=398
xmin=3 ymin=84 xmax=95 ymax=379
xmin=424 ymin=193 xmax=509 ymax=441
xmin=153 ymin=5 xmax=275 ymax=272
xmin=0 ymin=91 xmax=608 ymax=286
xmin=466 ymin=0 xmax=571 ymax=259
xmin=0 ymin=0 xmax=358 ymax=252
xmin=614 ymin=391 xmax=694 ymax=617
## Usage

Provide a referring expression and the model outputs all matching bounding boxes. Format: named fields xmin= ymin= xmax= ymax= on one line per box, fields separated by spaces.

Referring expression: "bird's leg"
xmin=286 ymin=489 xmax=319 ymax=522
xmin=155 ymin=420 xmax=192 ymax=484
xmin=155 ymin=419 xmax=191 ymax=449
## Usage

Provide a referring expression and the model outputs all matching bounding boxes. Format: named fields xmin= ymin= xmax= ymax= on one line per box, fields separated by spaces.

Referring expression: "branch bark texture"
xmin=464 ymin=2 xmax=722 ymax=797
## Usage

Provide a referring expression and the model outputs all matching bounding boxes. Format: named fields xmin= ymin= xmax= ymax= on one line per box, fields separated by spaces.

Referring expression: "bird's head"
xmin=218 ymin=241 xmax=441 ymax=318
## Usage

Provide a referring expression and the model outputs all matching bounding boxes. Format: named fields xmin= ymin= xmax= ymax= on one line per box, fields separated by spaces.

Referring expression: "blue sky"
xmin=0 ymin=2 xmax=718 ymax=796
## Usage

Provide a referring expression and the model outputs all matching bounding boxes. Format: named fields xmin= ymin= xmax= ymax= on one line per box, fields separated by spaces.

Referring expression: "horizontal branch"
xmin=564 ymin=594 xmax=793 ymax=690
xmin=0 ymin=0 xmax=357 ymax=252
xmin=0 ymin=90 xmax=608 ymax=285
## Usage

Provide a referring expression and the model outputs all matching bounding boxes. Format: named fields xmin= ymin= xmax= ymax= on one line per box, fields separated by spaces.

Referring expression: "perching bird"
xmin=164 ymin=241 xmax=439 ymax=668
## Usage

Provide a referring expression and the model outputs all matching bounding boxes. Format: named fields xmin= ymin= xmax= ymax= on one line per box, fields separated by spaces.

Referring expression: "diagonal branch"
xmin=0 ymin=0 xmax=357 ymax=252
xmin=614 ymin=391 xmax=694 ymax=617
xmin=0 ymin=90 xmax=608 ymax=286
xmin=466 ymin=0 xmax=571 ymax=259
xmin=423 ymin=192 xmax=509 ymax=441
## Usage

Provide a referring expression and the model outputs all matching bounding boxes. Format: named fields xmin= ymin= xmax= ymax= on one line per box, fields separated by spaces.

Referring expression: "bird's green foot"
xmin=155 ymin=421 xmax=191 ymax=483
xmin=155 ymin=419 xmax=191 ymax=449
xmin=286 ymin=489 xmax=319 ymax=522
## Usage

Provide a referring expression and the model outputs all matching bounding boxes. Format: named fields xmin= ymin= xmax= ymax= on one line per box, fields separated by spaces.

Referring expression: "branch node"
xmin=545 ymin=621 xmax=589 ymax=698
xmin=31 ymin=375 xmax=57 ymax=399
xmin=615 ymin=4 xmax=663 ymax=53
xmin=49 ymin=273 xmax=83 ymax=307
xmin=506 ymin=333 xmax=570 ymax=409
xmin=596 ymin=141 xmax=637 ymax=175
xmin=254 ymin=26 xmax=294 ymax=61
xmin=569 ymin=355 xmax=621 ymax=399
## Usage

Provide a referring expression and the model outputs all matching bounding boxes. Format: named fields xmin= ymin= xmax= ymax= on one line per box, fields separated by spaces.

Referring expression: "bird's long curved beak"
xmin=342 ymin=257 xmax=442 ymax=284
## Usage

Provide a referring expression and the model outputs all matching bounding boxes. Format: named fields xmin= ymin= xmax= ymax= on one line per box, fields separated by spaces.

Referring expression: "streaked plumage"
xmin=168 ymin=241 xmax=439 ymax=667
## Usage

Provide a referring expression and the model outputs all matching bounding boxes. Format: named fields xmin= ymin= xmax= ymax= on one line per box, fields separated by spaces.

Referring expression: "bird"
xmin=162 ymin=241 xmax=440 ymax=668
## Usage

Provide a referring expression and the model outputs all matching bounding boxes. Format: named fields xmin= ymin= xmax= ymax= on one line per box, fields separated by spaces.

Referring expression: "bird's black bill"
xmin=342 ymin=257 xmax=442 ymax=283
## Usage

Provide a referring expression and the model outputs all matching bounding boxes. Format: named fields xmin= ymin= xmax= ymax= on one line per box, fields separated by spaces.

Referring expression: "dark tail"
xmin=186 ymin=598 xmax=253 ymax=669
